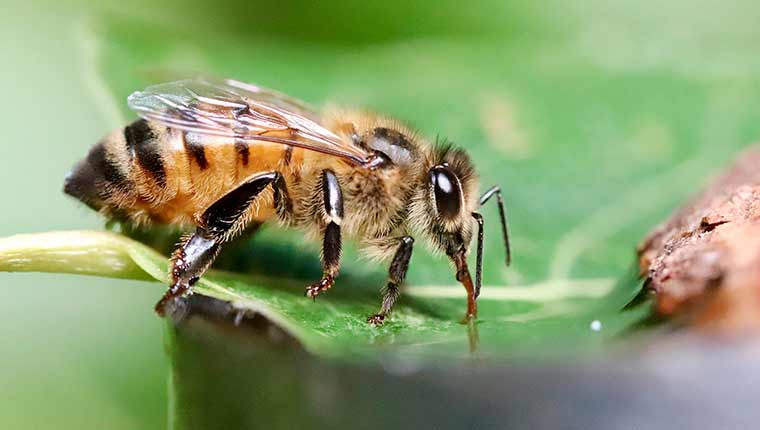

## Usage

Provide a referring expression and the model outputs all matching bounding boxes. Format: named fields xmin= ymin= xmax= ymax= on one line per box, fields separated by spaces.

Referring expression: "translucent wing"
xmin=127 ymin=77 xmax=373 ymax=165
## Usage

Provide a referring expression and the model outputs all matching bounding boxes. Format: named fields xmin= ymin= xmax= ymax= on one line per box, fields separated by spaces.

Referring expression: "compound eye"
xmin=429 ymin=166 xmax=462 ymax=220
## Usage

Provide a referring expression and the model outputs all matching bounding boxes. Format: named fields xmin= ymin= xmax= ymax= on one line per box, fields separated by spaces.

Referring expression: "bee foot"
xmin=305 ymin=275 xmax=334 ymax=300
xmin=154 ymin=298 xmax=170 ymax=317
xmin=305 ymin=286 xmax=319 ymax=300
xmin=155 ymin=282 xmax=190 ymax=317
xmin=367 ymin=314 xmax=386 ymax=326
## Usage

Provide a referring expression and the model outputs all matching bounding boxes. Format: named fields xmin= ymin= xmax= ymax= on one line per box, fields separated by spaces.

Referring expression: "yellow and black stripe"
xmin=124 ymin=119 xmax=167 ymax=186
xmin=64 ymin=118 xmax=170 ymax=218
xmin=65 ymin=117 xmax=302 ymax=226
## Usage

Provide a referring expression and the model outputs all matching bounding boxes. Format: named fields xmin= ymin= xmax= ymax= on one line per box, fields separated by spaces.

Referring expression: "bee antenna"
xmin=478 ymin=185 xmax=512 ymax=267
xmin=471 ymin=212 xmax=484 ymax=298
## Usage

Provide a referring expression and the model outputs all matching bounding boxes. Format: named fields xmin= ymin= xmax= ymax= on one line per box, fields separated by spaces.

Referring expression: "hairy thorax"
xmin=285 ymin=150 xmax=419 ymax=259
xmin=286 ymin=111 xmax=426 ymax=261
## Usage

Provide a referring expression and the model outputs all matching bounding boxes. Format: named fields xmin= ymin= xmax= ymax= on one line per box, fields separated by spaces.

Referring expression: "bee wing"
xmin=127 ymin=77 xmax=373 ymax=165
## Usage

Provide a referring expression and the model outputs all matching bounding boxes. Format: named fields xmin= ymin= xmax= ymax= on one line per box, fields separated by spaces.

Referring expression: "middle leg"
xmin=305 ymin=169 xmax=344 ymax=299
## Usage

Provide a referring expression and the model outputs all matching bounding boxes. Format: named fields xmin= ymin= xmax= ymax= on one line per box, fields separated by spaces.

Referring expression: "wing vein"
xmin=126 ymin=77 xmax=372 ymax=166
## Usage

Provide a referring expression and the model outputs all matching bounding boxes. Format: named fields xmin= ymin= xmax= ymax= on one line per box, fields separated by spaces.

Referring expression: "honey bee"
xmin=63 ymin=77 xmax=511 ymax=324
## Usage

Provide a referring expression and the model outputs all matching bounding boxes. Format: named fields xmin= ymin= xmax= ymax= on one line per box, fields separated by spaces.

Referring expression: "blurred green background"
xmin=1 ymin=2 xmax=169 ymax=428
xmin=3 ymin=0 xmax=760 ymax=428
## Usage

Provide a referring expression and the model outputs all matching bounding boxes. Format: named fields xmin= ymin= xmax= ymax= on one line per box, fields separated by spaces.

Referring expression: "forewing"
xmin=127 ymin=77 xmax=371 ymax=164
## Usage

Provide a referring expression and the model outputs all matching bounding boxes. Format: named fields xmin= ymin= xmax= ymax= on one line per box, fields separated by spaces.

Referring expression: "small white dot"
xmin=590 ymin=320 xmax=602 ymax=331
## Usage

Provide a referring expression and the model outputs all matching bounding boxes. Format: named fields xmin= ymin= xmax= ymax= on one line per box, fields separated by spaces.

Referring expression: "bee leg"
xmin=155 ymin=230 xmax=220 ymax=316
xmin=367 ymin=236 xmax=414 ymax=326
xmin=155 ymin=171 xmax=287 ymax=316
xmin=306 ymin=170 xmax=343 ymax=299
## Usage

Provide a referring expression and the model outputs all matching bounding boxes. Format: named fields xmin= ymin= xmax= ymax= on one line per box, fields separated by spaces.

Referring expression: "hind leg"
xmin=155 ymin=230 xmax=220 ymax=315
xmin=155 ymin=171 xmax=289 ymax=316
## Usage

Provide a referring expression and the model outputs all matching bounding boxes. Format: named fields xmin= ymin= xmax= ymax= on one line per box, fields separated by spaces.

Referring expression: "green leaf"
xmin=6 ymin=1 xmax=760 ymax=429
xmin=0 ymin=231 xmax=646 ymax=358
xmin=12 ymin=0 xmax=760 ymax=360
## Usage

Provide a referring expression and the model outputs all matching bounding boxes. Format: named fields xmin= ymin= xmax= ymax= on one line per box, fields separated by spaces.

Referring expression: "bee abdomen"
xmin=64 ymin=118 xmax=171 ymax=218
xmin=63 ymin=141 xmax=132 ymax=212
xmin=124 ymin=119 xmax=167 ymax=187
xmin=234 ymin=139 xmax=249 ymax=166
xmin=182 ymin=132 xmax=210 ymax=170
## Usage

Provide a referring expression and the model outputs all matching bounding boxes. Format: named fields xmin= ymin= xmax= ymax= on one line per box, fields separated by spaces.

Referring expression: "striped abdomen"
xmin=64 ymin=119 xmax=301 ymax=226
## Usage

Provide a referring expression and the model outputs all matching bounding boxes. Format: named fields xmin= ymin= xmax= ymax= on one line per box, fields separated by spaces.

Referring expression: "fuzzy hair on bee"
xmin=64 ymin=77 xmax=511 ymax=324
xmin=408 ymin=138 xmax=479 ymax=256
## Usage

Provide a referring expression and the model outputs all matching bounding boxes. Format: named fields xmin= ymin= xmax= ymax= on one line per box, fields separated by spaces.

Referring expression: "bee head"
xmin=407 ymin=139 xmax=483 ymax=315
xmin=412 ymin=139 xmax=478 ymax=259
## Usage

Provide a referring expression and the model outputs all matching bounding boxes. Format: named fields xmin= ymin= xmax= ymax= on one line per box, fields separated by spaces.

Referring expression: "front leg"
xmin=367 ymin=236 xmax=414 ymax=326
xmin=306 ymin=170 xmax=343 ymax=299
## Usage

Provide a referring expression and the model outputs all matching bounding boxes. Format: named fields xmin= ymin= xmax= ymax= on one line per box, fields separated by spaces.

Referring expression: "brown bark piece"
xmin=638 ymin=146 xmax=760 ymax=332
